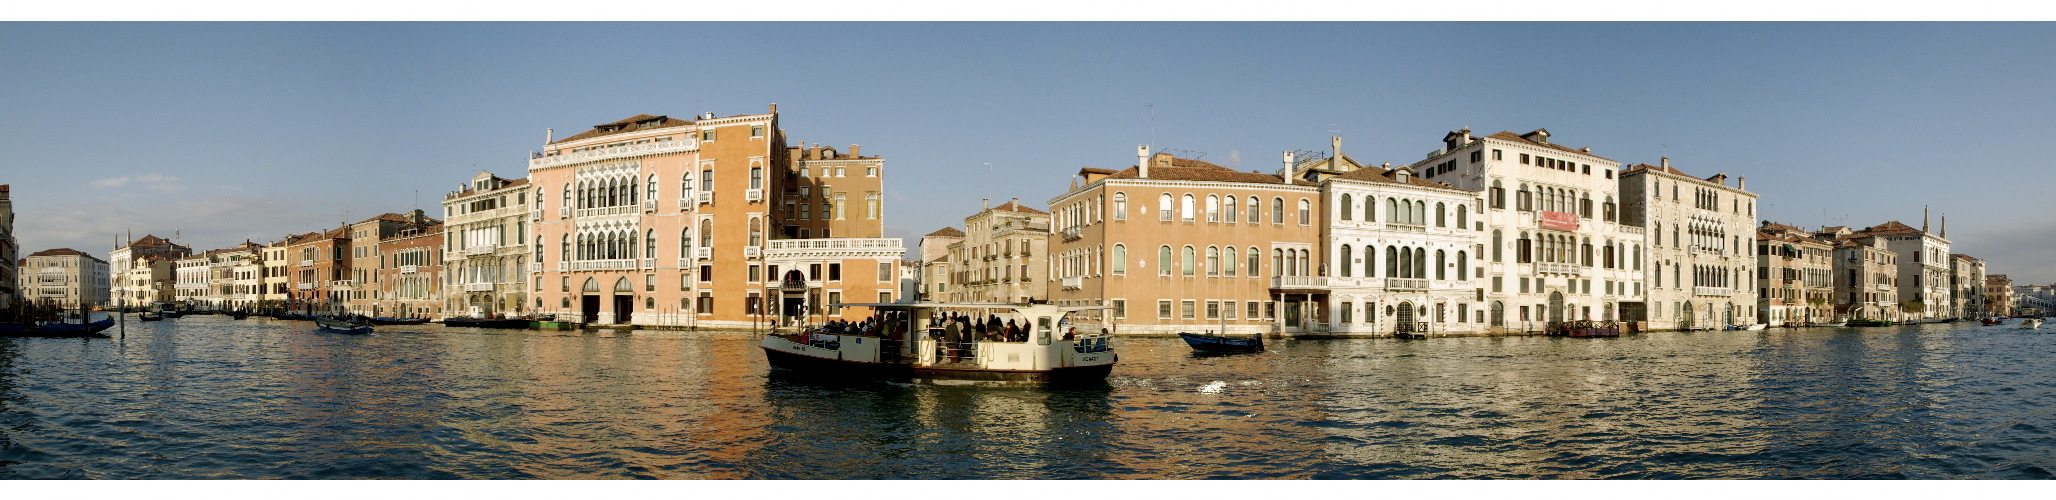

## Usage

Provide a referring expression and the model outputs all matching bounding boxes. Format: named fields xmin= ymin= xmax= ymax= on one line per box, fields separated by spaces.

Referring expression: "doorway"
xmin=613 ymin=295 xmax=633 ymax=324
xmin=581 ymin=295 xmax=600 ymax=323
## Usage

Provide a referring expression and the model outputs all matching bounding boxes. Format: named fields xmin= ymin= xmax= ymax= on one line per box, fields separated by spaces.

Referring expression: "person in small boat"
xmin=1063 ymin=327 xmax=1076 ymax=341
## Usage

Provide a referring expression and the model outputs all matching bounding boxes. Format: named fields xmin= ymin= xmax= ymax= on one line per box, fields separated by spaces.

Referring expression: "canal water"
xmin=1 ymin=315 xmax=2052 ymax=479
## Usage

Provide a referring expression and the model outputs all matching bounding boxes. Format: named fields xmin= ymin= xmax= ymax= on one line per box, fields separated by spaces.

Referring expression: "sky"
xmin=6 ymin=22 xmax=2056 ymax=283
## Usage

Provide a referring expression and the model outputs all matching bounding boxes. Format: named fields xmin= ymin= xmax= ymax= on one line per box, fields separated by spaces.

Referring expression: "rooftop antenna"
xmin=984 ymin=162 xmax=994 ymax=210
xmin=1145 ymin=104 xmax=1155 ymax=149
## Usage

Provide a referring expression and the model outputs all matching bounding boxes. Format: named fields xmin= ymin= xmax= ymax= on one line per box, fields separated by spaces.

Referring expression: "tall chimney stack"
xmin=982 ymin=198 xmax=990 ymax=210
xmin=1137 ymin=145 xmax=1150 ymax=179
xmin=1660 ymin=157 xmax=1669 ymax=168
xmin=1738 ymin=176 xmax=1746 ymax=190
xmin=769 ymin=103 xmax=778 ymax=114
xmin=545 ymin=128 xmax=554 ymax=145
xmin=850 ymin=144 xmax=860 ymax=157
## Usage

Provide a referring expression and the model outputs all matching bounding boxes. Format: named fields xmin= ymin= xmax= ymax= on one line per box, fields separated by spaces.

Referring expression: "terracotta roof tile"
xmin=1331 ymin=166 xmax=1474 ymax=194
xmin=1103 ymin=163 xmax=1308 ymax=185
xmin=552 ymin=114 xmax=694 ymax=144
xmin=991 ymin=200 xmax=1048 ymax=215
xmin=1859 ymin=221 xmax=1922 ymax=235
xmin=924 ymin=227 xmax=965 ymax=237
xmin=1483 ymin=131 xmax=1613 ymax=162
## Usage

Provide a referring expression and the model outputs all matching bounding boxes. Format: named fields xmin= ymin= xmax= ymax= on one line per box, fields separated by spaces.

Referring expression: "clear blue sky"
xmin=5 ymin=22 xmax=2055 ymax=283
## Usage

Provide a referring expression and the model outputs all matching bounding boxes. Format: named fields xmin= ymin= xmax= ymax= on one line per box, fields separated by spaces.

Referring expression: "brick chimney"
xmin=850 ymin=144 xmax=860 ymax=157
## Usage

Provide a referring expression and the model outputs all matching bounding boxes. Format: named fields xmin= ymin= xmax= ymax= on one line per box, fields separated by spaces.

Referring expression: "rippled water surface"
xmin=3 ymin=315 xmax=2054 ymax=479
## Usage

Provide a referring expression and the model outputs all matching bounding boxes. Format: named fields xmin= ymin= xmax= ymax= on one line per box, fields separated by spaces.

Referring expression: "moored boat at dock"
xmin=315 ymin=317 xmax=374 ymax=334
xmin=1178 ymin=331 xmax=1264 ymax=353
xmin=761 ymin=302 xmax=1116 ymax=386
xmin=441 ymin=317 xmax=531 ymax=329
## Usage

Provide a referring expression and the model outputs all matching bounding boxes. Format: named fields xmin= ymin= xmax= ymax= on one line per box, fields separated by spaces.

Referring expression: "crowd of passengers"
xmin=812 ymin=311 xmax=1099 ymax=344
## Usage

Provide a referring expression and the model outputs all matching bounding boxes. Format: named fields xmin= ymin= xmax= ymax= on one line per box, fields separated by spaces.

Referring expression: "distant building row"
xmin=914 ymin=129 xmax=2003 ymax=336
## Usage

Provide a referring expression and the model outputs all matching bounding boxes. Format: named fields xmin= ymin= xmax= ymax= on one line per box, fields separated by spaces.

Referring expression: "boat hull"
xmin=762 ymin=345 xmax=914 ymax=379
xmin=442 ymin=318 xmax=531 ymax=329
xmin=368 ymin=317 xmax=430 ymax=325
xmin=1178 ymin=332 xmax=1264 ymax=352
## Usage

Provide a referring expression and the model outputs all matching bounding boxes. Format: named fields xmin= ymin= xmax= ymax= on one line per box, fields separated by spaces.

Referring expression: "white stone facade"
xmin=1621 ymin=159 xmax=1761 ymax=330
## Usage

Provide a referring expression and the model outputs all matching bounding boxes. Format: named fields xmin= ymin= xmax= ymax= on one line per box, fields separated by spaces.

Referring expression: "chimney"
xmin=545 ymin=128 xmax=554 ymax=145
xmin=982 ymin=199 xmax=990 ymax=210
xmin=850 ymin=144 xmax=860 ymax=157
xmin=1282 ymin=151 xmax=1295 ymax=176
xmin=1461 ymin=128 xmax=1472 ymax=144
xmin=1137 ymin=144 xmax=1150 ymax=179
xmin=769 ymin=103 xmax=778 ymax=114
xmin=1660 ymin=157 xmax=1669 ymax=168
xmin=1009 ymin=197 xmax=1019 ymax=209
xmin=1331 ymin=136 xmax=1341 ymax=160
xmin=1738 ymin=176 xmax=1746 ymax=190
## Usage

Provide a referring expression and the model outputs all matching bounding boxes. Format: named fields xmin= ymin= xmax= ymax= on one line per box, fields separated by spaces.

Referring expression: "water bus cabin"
xmin=760 ymin=302 xmax=1117 ymax=386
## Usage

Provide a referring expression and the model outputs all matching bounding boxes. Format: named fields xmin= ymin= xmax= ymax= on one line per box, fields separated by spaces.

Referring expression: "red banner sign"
xmin=1540 ymin=211 xmax=1579 ymax=231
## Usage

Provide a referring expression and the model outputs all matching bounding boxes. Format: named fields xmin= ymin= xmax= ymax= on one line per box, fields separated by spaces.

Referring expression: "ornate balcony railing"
xmin=528 ymin=263 xmax=542 ymax=273
xmin=641 ymin=258 xmax=655 ymax=269
xmin=299 ymin=260 xmax=314 ymax=268
xmin=678 ymin=258 xmax=695 ymax=268
xmin=765 ymin=238 xmax=902 ymax=250
xmin=744 ymin=246 xmax=762 ymax=259
xmin=697 ymin=192 xmax=714 ymax=205
xmin=1385 ymin=278 xmax=1429 ymax=291
xmin=1695 ymin=286 xmax=1731 ymax=297
xmin=695 ymin=248 xmax=712 ymax=260
xmin=678 ymin=198 xmax=693 ymax=210
xmin=559 ymin=207 xmax=571 ymax=218
xmin=463 ymin=283 xmax=495 ymax=292
xmin=574 ymin=205 xmax=639 ymax=218
xmin=1539 ymin=262 xmax=1582 ymax=275
xmin=529 ymin=138 xmax=697 ymax=170
xmin=1271 ymin=276 xmax=1330 ymax=289
xmin=1060 ymin=226 xmax=1083 ymax=242
xmin=571 ymin=259 xmax=639 ymax=271
xmin=1061 ymin=276 xmax=1082 ymax=290
xmin=642 ymin=200 xmax=656 ymax=213
xmin=296 ymin=283 xmax=314 ymax=290
xmin=400 ymin=265 xmax=419 ymax=274
xmin=746 ymin=189 xmax=763 ymax=202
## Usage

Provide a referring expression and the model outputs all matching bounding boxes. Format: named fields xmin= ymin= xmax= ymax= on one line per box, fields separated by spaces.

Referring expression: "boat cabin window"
xmin=1037 ymin=316 xmax=1053 ymax=345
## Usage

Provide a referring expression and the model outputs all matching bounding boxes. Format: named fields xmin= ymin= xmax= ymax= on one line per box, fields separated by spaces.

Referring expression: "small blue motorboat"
xmin=315 ymin=317 xmax=374 ymax=335
xmin=1179 ymin=331 xmax=1264 ymax=353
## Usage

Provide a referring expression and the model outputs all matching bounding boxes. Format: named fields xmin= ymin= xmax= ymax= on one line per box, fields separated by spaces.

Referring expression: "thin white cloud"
xmin=90 ymin=176 xmax=131 ymax=188
xmin=90 ymin=173 xmax=185 ymax=193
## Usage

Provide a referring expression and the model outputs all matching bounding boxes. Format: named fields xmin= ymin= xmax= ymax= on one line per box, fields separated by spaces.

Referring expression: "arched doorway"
xmin=1681 ymin=302 xmax=1696 ymax=331
xmin=1395 ymin=301 xmax=1416 ymax=334
xmin=613 ymin=277 xmax=635 ymax=324
xmin=580 ymin=277 xmax=601 ymax=323
xmin=1723 ymin=303 xmax=1734 ymax=327
xmin=1548 ymin=291 xmax=1565 ymax=325
xmin=1490 ymin=301 xmax=1505 ymax=328
xmin=781 ymin=269 xmax=808 ymax=325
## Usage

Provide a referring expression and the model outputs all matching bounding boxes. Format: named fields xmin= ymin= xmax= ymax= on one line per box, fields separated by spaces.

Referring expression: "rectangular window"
xmin=1519 ymin=153 xmax=1530 ymax=165
xmin=879 ymin=291 xmax=892 ymax=303
xmin=1493 ymin=149 xmax=1503 ymax=160
xmin=748 ymin=265 xmax=761 ymax=283
xmin=680 ymin=273 xmax=689 ymax=291
xmin=700 ymin=265 xmax=712 ymax=282
xmin=1248 ymin=301 xmax=1260 ymax=319
xmin=1265 ymin=301 xmax=1276 ymax=319
xmin=1205 ymin=300 xmax=1220 ymax=320
xmin=751 ymin=126 xmax=764 ymax=138
xmin=827 ymin=292 xmax=842 ymax=315
xmin=698 ymin=292 xmax=713 ymax=314
xmin=645 ymin=274 xmax=655 ymax=292
xmin=1181 ymin=300 xmax=1196 ymax=320
xmin=1112 ymin=299 xmax=1126 ymax=319
xmin=829 ymin=263 xmax=842 ymax=281
xmin=1224 ymin=300 xmax=1237 ymax=320
xmin=561 ymin=276 xmax=569 ymax=292
xmin=1158 ymin=300 xmax=1173 ymax=320
xmin=1493 ymin=276 xmax=1503 ymax=293
xmin=879 ymin=262 xmax=893 ymax=282
xmin=1519 ymin=277 xmax=1530 ymax=293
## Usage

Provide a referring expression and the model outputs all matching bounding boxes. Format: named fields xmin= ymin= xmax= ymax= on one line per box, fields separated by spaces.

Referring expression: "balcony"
xmin=557 ymin=262 xmax=568 ymax=272
xmin=332 ymin=280 xmax=355 ymax=288
xmin=744 ymin=246 xmax=762 ymax=259
xmin=400 ymin=265 xmax=419 ymax=274
xmin=1387 ymin=223 xmax=1427 ymax=233
xmin=764 ymin=238 xmax=902 ymax=251
xmin=695 ymin=248 xmax=712 ymax=260
xmin=698 ymin=192 xmax=714 ymax=205
xmin=529 ymin=138 xmax=697 ymax=170
xmin=1061 ymin=276 xmax=1082 ymax=290
xmin=570 ymin=259 xmax=639 ymax=272
xmin=574 ymin=205 xmax=639 ymax=218
xmin=531 ymin=210 xmax=542 ymax=221
xmin=1385 ymin=278 xmax=1429 ymax=291
xmin=642 ymin=258 xmax=655 ymax=269
xmin=1695 ymin=286 xmax=1732 ymax=297
xmin=746 ymin=189 xmax=763 ymax=202
xmin=1539 ymin=262 xmax=1582 ymax=275
xmin=1060 ymin=226 xmax=1082 ymax=242
xmin=299 ymin=260 xmax=314 ymax=267
xmin=642 ymin=200 xmax=656 ymax=213
xmin=1271 ymin=276 xmax=1330 ymax=289
xmin=678 ymin=258 xmax=695 ymax=268
xmin=529 ymin=263 xmax=542 ymax=273
xmin=463 ymin=283 xmax=495 ymax=292
xmin=678 ymin=198 xmax=694 ymax=211
xmin=559 ymin=207 xmax=571 ymax=219
xmin=465 ymin=244 xmax=496 ymax=255
xmin=297 ymin=283 xmax=314 ymax=290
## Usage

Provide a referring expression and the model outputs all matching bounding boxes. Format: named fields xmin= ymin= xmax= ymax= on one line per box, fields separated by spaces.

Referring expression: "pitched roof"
xmin=1622 ymin=163 xmax=1694 ymax=178
xmin=989 ymin=200 xmax=1048 ymax=215
xmin=1102 ymin=158 xmax=1309 ymax=185
xmin=1859 ymin=221 xmax=1922 ymax=235
xmin=27 ymin=248 xmax=93 ymax=258
xmin=552 ymin=114 xmax=694 ymax=144
xmin=1077 ymin=167 xmax=1117 ymax=175
xmin=1331 ymin=165 xmax=1474 ymax=193
xmin=924 ymin=227 xmax=965 ymax=237
xmin=126 ymin=234 xmax=178 ymax=247
xmin=1482 ymin=130 xmax=1613 ymax=162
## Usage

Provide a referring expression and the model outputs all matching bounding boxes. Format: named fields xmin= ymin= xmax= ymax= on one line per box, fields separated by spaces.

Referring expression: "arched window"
xmin=1456 ymin=204 xmax=1467 ymax=229
xmin=1159 ymin=193 xmax=1173 ymax=222
xmin=699 ymin=224 xmax=712 ymax=247
xmin=1386 ymin=246 xmax=1398 ymax=277
xmin=1516 ymin=183 xmax=1531 ymax=211
xmin=1181 ymin=245 xmax=1196 ymax=276
xmin=1272 ymin=197 xmax=1285 ymax=224
xmin=648 ymin=175 xmax=658 ymax=204
xmin=1158 ymin=245 xmax=1172 ymax=276
xmin=1223 ymin=195 xmax=1238 ymax=223
xmin=1363 ymin=245 xmax=1375 ymax=277
xmin=1205 ymin=195 xmax=1220 ymax=222
xmin=1247 ymin=247 xmax=1260 ymax=276
xmin=1416 ymin=201 xmax=1427 ymax=225
xmin=749 ymin=218 xmax=763 ymax=247
xmin=1435 ymin=202 xmax=1447 ymax=227
xmin=1414 ymin=246 xmax=1426 ymax=279
xmin=1274 ymin=249 xmax=1285 ymax=277
xmin=1582 ymin=239 xmax=1593 ymax=267
xmin=1436 ymin=250 xmax=1446 ymax=280
xmin=1247 ymin=197 xmax=1260 ymax=225
xmin=680 ymin=173 xmax=692 ymax=204
xmin=1180 ymin=194 xmax=1195 ymax=222
xmin=1517 ymin=232 xmax=1532 ymax=263
xmin=1396 ymin=247 xmax=1409 ymax=278
xmin=1364 ymin=195 xmax=1375 ymax=221
xmin=1298 ymin=199 xmax=1311 ymax=225
xmin=1491 ymin=301 xmax=1504 ymax=327
xmin=1110 ymin=244 xmax=1128 ymax=275
xmin=1490 ymin=180 xmax=1505 ymax=208
xmin=1339 ymin=194 xmax=1352 ymax=221
xmin=1299 ymin=249 xmax=1310 ymax=276
xmin=646 ymin=229 xmax=656 ymax=259
xmin=1388 ymin=198 xmax=1399 ymax=223
xmin=1224 ymin=246 xmax=1237 ymax=276
xmin=1338 ymin=245 xmax=1352 ymax=277
xmin=1207 ymin=246 xmax=1221 ymax=276
xmin=1113 ymin=192 xmax=1128 ymax=220
xmin=1457 ymin=251 xmax=1468 ymax=281
xmin=560 ymin=235 xmax=569 ymax=263
xmin=749 ymin=167 xmax=763 ymax=190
